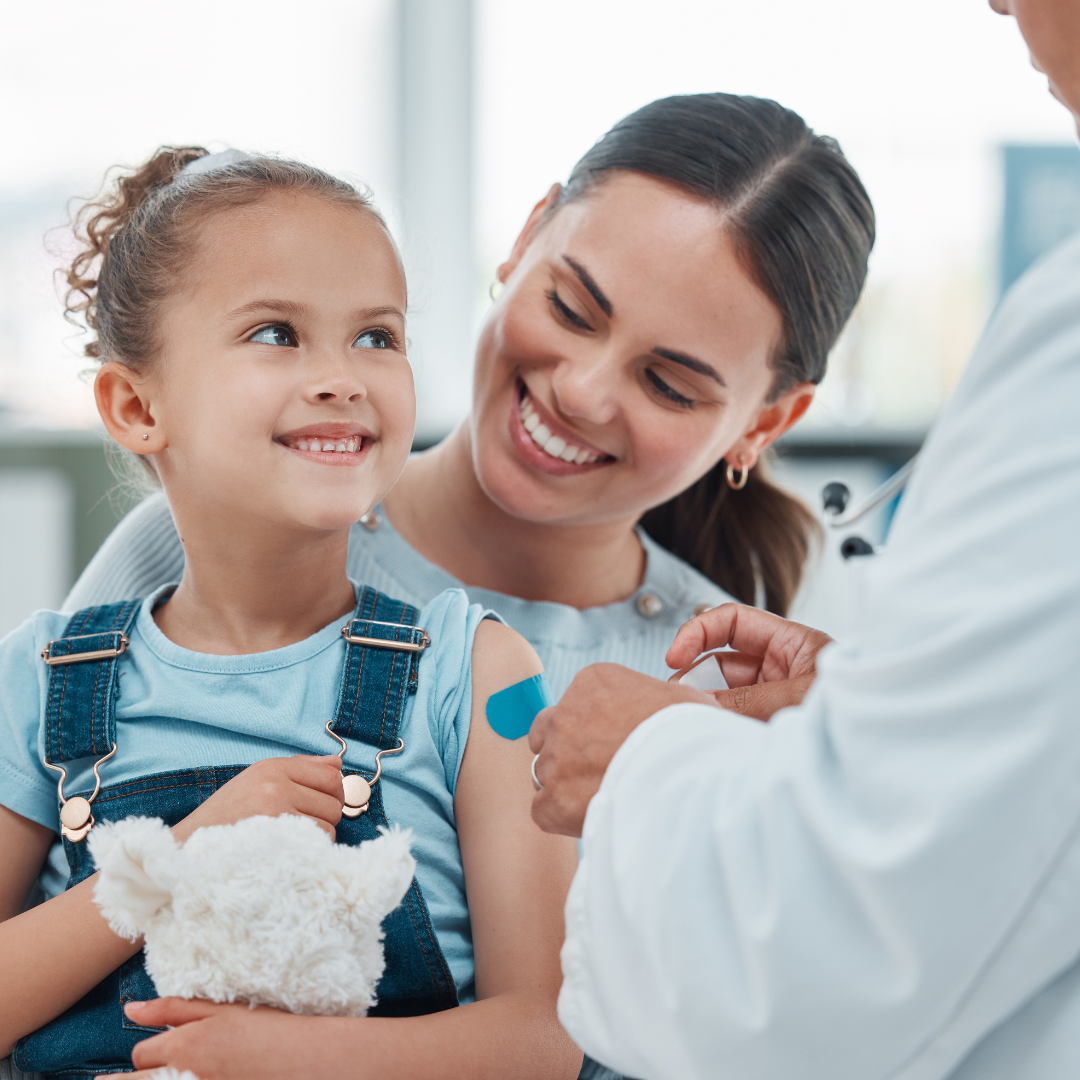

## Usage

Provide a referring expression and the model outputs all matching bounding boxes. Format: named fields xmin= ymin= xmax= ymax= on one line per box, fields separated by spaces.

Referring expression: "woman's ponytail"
xmin=557 ymin=94 xmax=874 ymax=615
xmin=639 ymin=455 xmax=818 ymax=615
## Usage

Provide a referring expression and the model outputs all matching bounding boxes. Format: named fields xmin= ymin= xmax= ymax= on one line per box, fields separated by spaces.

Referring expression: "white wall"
xmin=0 ymin=469 xmax=72 ymax=638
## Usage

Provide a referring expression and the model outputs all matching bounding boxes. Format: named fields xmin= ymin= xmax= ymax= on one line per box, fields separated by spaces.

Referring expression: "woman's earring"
xmin=489 ymin=278 xmax=504 ymax=301
xmin=142 ymin=433 xmax=149 ymax=441
xmin=726 ymin=454 xmax=750 ymax=491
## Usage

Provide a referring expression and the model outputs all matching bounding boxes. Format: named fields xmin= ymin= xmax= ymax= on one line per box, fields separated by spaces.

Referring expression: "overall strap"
xmin=330 ymin=585 xmax=430 ymax=750
xmin=330 ymin=585 xmax=458 ymax=1016
xmin=41 ymin=599 xmax=141 ymax=764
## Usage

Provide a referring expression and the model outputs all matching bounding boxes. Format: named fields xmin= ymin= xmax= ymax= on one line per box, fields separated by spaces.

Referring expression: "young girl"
xmin=0 ymin=149 xmax=582 ymax=1080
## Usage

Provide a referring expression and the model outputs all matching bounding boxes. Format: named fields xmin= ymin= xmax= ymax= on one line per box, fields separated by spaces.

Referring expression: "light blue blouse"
xmin=63 ymin=494 xmax=734 ymax=699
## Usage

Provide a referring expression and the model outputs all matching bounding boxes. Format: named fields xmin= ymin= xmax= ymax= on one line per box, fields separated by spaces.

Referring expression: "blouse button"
xmin=359 ymin=512 xmax=381 ymax=532
xmin=636 ymin=592 xmax=664 ymax=618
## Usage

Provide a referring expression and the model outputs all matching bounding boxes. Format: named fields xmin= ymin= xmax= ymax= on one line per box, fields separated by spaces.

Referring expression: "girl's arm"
xmin=115 ymin=620 xmax=584 ymax=1080
xmin=0 ymin=756 xmax=346 ymax=1056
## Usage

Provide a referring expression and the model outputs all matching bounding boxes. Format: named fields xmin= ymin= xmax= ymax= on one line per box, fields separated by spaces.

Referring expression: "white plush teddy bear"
xmin=88 ymin=814 xmax=415 ymax=1017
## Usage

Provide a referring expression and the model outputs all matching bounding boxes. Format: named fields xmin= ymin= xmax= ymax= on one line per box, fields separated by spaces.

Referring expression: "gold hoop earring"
xmin=726 ymin=456 xmax=749 ymax=491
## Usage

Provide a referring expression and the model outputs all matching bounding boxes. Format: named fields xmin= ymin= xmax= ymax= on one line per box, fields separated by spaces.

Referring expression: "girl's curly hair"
xmin=65 ymin=146 xmax=383 ymax=368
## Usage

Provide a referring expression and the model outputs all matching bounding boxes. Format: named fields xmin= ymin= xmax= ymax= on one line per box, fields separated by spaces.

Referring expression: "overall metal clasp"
xmin=40 ymin=633 xmax=130 ymax=667
xmin=340 ymin=620 xmax=430 ymax=652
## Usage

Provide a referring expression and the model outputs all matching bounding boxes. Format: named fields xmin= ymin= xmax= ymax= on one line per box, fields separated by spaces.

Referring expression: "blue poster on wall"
xmin=1001 ymin=144 xmax=1080 ymax=294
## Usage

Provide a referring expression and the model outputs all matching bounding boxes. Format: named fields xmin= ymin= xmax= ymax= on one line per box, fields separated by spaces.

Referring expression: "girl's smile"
xmin=277 ymin=422 xmax=375 ymax=465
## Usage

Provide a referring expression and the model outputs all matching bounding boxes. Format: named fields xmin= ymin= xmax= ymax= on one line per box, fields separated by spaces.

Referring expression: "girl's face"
xmin=470 ymin=172 xmax=812 ymax=528
xmin=105 ymin=192 xmax=414 ymax=535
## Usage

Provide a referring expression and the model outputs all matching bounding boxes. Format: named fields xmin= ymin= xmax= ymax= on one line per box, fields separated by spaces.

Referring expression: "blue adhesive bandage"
xmin=486 ymin=673 xmax=552 ymax=740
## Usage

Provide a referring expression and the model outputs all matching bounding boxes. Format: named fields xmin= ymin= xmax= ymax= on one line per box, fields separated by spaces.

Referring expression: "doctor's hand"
xmin=666 ymin=603 xmax=832 ymax=722
xmin=529 ymin=664 xmax=715 ymax=837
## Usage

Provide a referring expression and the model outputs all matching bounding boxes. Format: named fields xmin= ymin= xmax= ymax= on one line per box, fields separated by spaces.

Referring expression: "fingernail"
xmin=124 ymin=1000 xmax=146 ymax=1016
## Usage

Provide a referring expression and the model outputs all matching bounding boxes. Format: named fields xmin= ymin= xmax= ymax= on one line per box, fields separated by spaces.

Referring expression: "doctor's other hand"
xmin=666 ymin=603 xmax=833 ymax=722
xmin=529 ymin=664 xmax=715 ymax=837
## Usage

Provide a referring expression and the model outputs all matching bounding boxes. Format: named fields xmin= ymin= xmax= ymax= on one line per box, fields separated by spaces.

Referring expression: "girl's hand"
xmin=172 ymin=756 xmax=345 ymax=843
xmin=666 ymin=602 xmax=833 ymax=721
xmin=96 ymin=998 xmax=338 ymax=1080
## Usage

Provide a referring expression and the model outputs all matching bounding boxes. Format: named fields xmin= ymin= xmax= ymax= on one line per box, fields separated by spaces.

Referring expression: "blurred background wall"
xmin=2 ymin=0 xmax=1078 ymax=638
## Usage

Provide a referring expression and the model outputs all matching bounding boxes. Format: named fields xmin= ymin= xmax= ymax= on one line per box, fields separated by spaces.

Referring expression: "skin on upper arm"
xmin=455 ymin=619 xmax=579 ymax=1002
xmin=0 ymin=804 xmax=53 ymax=921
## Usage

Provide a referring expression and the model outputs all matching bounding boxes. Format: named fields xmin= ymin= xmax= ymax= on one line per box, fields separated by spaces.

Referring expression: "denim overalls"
xmin=14 ymin=587 xmax=459 ymax=1080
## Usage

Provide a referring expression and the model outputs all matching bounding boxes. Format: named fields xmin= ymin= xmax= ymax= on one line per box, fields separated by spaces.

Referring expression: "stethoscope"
xmin=820 ymin=455 xmax=918 ymax=559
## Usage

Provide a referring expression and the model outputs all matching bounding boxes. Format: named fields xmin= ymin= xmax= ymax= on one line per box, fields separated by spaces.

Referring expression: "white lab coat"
xmin=558 ymin=232 xmax=1080 ymax=1080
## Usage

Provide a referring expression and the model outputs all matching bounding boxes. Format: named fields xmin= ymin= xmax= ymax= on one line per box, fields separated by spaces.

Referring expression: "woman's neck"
xmin=382 ymin=423 xmax=646 ymax=609
xmin=152 ymin=509 xmax=356 ymax=655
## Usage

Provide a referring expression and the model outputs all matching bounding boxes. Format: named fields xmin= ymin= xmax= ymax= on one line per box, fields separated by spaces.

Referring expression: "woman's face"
xmin=470 ymin=172 xmax=812 ymax=527
xmin=98 ymin=192 xmax=415 ymax=536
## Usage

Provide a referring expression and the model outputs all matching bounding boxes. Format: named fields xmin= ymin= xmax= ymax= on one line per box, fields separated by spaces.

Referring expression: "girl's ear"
xmin=497 ymin=183 xmax=562 ymax=284
xmin=95 ymin=362 xmax=165 ymax=454
xmin=726 ymin=383 xmax=815 ymax=470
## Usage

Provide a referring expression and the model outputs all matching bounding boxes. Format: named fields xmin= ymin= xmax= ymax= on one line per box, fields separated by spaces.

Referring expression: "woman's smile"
xmin=508 ymin=379 xmax=615 ymax=477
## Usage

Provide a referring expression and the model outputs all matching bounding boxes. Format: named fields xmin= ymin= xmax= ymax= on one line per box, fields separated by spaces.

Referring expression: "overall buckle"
xmin=340 ymin=620 xmax=430 ymax=653
xmin=40 ymin=633 xmax=130 ymax=667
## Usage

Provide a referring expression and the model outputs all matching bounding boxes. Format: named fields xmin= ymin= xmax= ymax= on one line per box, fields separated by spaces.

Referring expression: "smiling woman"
xmin=47 ymin=98 xmax=875 ymax=1080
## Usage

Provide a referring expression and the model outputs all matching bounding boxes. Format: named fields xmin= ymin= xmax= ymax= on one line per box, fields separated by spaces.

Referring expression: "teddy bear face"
xmin=89 ymin=814 xmax=416 ymax=1016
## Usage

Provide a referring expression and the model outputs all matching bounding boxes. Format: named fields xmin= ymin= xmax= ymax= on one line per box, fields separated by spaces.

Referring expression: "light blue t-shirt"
xmin=0 ymin=582 xmax=488 ymax=1003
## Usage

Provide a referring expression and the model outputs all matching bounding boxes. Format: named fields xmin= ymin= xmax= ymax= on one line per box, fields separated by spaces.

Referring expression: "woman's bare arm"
xmin=113 ymin=620 xmax=584 ymax=1080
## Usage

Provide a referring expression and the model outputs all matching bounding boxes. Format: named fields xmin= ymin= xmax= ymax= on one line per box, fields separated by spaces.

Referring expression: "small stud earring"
xmin=142 ymin=433 xmax=149 ymax=440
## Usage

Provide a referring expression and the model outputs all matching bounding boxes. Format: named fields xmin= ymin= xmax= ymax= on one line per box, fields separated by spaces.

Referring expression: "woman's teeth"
xmin=520 ymin=395 xmax=600 ymax=464
xmin=284 ymin=436 xmax=362 ymax=453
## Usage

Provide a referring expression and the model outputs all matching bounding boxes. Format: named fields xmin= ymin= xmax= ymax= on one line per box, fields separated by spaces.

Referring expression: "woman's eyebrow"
xmin=651 ymin=347 xmax=726 ymax=387
xmin=562 ymin=256 xmax=613 ymax=317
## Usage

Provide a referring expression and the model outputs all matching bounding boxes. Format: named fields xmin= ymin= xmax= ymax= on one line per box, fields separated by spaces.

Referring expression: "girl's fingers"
xmin=284 ymin=755 xmax=346 ymax=800
xmin=125 ymin=996 xmax=225 ymax=1026
xmin=287 ymin=785 xmax=345 ymax=828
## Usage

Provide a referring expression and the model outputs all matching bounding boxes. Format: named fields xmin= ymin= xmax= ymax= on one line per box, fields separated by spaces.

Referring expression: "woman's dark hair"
xmin=555 ymin=94 xmax=875 ymax=614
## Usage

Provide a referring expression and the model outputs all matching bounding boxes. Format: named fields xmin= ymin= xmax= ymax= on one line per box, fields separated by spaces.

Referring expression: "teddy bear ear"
xmin=364 ymin=825 xmax=417 ymax=917
xmin=88 ymin=817 xmax=179 ymax=941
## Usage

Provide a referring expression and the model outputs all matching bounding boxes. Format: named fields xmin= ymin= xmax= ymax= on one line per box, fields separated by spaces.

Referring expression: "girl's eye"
xmin=249 ymin=324 xmax=297 ymax=348
xmin=645 ymin=368 xmax=695 ymax=409
xmin=354 ymin=329 xmax=392 ymax=350
xmin=546 ymin=289 xmax=593 ymax=332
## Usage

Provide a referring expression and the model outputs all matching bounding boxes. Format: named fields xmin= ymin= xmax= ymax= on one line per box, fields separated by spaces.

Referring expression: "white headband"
xmin=180 ymin=148 xmax=253 ymax=176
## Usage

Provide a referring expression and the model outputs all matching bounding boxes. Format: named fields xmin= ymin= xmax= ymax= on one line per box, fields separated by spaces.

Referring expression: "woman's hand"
xmin=173 ymin=756 xmax=345 ymax=843
xmin=666 ymin=602 xmax=833 ymax=721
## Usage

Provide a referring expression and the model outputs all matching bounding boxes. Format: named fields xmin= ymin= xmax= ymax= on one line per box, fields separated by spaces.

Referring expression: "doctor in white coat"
xmin=529 ymin=2 xmax=1080 ymax=1077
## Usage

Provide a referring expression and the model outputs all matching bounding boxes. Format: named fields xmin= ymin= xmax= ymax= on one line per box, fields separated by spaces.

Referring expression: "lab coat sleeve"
xmin=558 ymin=234 xmax=1080 ymax=1080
